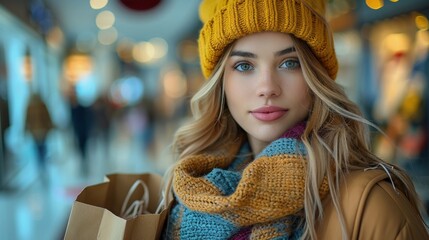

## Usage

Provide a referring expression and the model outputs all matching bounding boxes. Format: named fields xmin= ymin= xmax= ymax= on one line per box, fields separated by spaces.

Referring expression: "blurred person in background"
xmin=0 ymin=93 xmax=9 ymax=162
xmin=25 ymin=93 xmax=53 ymax=181
xmin=0 ymin=92 xmax=10 ymax=187
xmin=91 ymin=95 xmax=113 ymax=160
xmin=141 ymin=97 xmax=157 ymax=156
xmin=163 ymin=0 xmax=429 ymax=239
xmin=68 ymin=86 xmax=93 ymax=177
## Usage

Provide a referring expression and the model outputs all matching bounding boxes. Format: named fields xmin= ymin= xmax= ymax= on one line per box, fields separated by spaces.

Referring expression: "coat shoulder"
xmin=317 ymin=169 xmax=429 ymax=239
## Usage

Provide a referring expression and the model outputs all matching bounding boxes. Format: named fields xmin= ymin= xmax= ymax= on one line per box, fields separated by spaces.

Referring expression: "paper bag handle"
xmin=155 ymin=172 xmax=173 ymax=214
xmin=120 ymin=179 xmax=150 ymax=219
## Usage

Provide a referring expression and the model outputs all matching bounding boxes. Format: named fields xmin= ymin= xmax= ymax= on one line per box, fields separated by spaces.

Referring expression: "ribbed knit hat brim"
xmin=198 ymin=0 xmax=338 ymax=79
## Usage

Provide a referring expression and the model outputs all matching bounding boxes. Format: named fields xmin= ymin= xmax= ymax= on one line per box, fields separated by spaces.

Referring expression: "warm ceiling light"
xmin=90 ymin=0 xmax=108 ymax=10
xmin=98 ymin=27 xmax=118 ymax=45
xmin=116 ymin=39 xmax=135 ymax=62
xmin=415 ymin=15 xmax=429 ymax=30
xmin=132 ymin=42 xmax=156 ymax=63
xmin=46 ymin=26 xmax=64 ymax=50
xmin=390 ymin=0 xmax=399 ymax=2
xmin=366 ymin=0 xmax=383 ymax=10
xmin=150 ymin=38 xmax=168 ymax=59
xmin=96 ymin=10 xmax=115 ymax=30
xmin=163 ymin=68 xmax=187 ymax=99
xmin=64 ymin=54 xmax=93 ymax=83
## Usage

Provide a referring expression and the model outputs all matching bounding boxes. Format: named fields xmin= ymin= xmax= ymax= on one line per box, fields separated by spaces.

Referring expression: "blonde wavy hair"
xmin=166 ymin=35 xmax=425 ymax=240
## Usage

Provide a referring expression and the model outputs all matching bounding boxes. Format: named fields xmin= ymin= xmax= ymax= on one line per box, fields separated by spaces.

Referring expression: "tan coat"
xmin=317 ymin=169 xmax=429 ymax=239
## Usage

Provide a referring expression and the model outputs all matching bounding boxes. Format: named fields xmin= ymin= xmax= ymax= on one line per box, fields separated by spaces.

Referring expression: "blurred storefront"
xmin=323 ymin=0 xmax=429 ymax=209
xmin=356 ymin=1 xmax=429 ymax=167
xmin=0 ymin=1 xmax=71 ymax=190
xmin=0 ymin=0 xmax=203 ymax=192
xmin=356 ymin=0 xmax=429 ymax=206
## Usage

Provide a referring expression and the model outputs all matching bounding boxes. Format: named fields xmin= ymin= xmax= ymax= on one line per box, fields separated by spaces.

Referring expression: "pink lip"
xmin=250 ymin=106 xmax=288 ymax=121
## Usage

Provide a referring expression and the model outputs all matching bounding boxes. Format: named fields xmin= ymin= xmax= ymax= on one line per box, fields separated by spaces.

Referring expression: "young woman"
xmin=163 ymin=0 xmax=429 ymax=239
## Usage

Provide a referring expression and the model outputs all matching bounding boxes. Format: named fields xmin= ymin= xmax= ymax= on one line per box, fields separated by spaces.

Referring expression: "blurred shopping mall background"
xmin=0 ymin=0 xmax=428 ymax=239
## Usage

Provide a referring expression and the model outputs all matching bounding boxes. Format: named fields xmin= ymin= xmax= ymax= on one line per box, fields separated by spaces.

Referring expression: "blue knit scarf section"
xmin=164 ymin=137 xmax=307 ymax=239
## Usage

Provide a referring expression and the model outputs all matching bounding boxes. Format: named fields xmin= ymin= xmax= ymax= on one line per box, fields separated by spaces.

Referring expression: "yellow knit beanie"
xmin=198 ymin=0 xmax=338 ymax=79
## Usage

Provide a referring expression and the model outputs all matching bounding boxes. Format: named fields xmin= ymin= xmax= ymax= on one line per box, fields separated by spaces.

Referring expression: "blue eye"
xmin=234 ymin=62 xmax=254 ymax=72
xmin=280 ymin=59 xmax=300 ymax=70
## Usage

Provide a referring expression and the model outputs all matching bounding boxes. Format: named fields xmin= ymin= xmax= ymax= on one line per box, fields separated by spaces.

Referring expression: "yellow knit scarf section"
xmin=173 ymin=150 xmax=330 ymax=227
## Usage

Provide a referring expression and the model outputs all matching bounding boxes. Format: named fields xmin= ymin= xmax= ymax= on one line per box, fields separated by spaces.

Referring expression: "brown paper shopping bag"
xmin=64 ymin=173 xmax=172 ymax=240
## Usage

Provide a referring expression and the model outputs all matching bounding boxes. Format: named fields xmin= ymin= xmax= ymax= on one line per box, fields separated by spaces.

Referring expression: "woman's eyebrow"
xmin=230 ymin=47 xmax=296 ymax=58
xmin=230 ymin=51 xmax=256 ymax=58
xmin=275 ymin=47 xmax=296 ymax=57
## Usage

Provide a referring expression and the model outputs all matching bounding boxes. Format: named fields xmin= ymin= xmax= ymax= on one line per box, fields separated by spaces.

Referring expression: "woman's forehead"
xmin=231 ymin=32 xmax=294 ymax=52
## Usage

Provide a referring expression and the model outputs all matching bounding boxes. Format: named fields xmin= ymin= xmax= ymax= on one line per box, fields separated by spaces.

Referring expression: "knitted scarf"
xmin=165 ymin=123 xmax=329 ymax=239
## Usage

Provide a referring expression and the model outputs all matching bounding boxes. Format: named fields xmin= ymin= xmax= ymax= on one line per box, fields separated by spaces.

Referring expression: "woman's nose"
xmin=257 ymin=70 xmax=281 ymax=98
